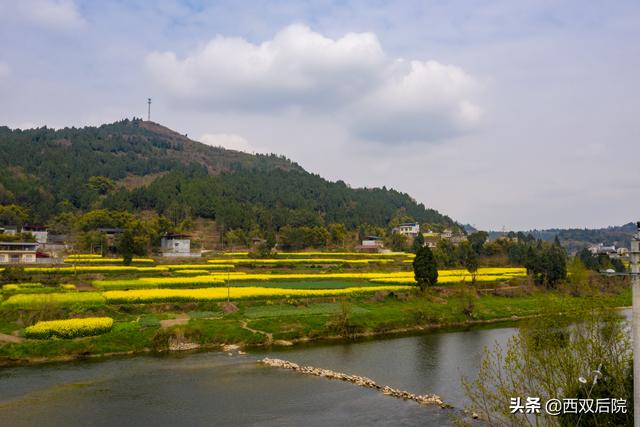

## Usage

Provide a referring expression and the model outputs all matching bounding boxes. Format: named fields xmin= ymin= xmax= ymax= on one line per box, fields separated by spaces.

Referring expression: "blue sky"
xmin=1 ymin=0 xmax=639 ymax=230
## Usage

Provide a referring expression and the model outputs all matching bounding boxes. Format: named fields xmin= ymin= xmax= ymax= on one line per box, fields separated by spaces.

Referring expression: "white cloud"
xmin=12 ymin=0 xmax=85 ymax=31
xmin=199 ymin=133 xmax=254 ymax=152
xmin=147 ymin=24 xmax=481 ymax=143
xmin=147 ymin=24 xmax=384 ymax=110
xmin=346 ymin=60 xmax=481 ymax=142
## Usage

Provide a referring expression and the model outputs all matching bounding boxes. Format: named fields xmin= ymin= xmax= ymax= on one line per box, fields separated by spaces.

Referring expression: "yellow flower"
xmin=63 ymin=257 xmax=155 ymax=264
xmin=103 ymin=285 xmax=410 ymax=304
xmin=25 ymin=317 xmax=113 ymax=339
xmin=3 ymin=292 xmax=106 ymax=308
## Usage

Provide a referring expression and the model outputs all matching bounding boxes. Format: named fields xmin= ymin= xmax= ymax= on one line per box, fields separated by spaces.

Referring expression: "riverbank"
xmin=0 ymin=285 xmax=630 ymax=367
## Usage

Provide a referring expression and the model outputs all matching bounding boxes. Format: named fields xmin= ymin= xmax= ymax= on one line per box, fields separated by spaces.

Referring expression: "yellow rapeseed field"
xmin=24 ymin=317 xmax=113 ymax=339
xmin=92 ymin=272 xmax=414 ymax=290
xmin=90 ymin=268 xmax=525 ymax=290
xmin=207 ymin=258 xmax=392 ymax=264
xmin=173 ymin=269 xmax=214 ymax=275
xmin=2 ymin=292 xmax=106 ymax=308
xmin=25 ymin=266 xmax=170 ymax=274
xmin=66 ymin=254 xmax=103 ymax=259
xmin=370 ymin=274 xmax=521 ymax=285
xmin=219 ymin=251 xmax=412 ymax=258
xmin=103 ymin=285 xmax=410 ymax=304
xmin=93 ymin=277 xmax=226 ymax=290
xmin=164 ymin=264 xmax=234 ymax=270
xmin=63 ymin=257 xmax=155 ymax=264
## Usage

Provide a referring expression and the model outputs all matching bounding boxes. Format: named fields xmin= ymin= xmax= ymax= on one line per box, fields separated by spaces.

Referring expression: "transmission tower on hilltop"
xmin=147 ymin=98 xmax=152 ymax=121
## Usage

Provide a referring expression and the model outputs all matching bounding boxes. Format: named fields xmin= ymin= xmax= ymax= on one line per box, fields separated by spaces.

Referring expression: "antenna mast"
xmin=147 ymin=98 xmax=152 ymax=121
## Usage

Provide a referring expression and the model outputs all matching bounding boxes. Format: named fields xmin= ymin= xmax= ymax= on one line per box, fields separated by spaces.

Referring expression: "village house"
xmin=161 ymin=233 xmax=198 ymax=257
xmin=392 ymin=222 xmax=420 ymax=237
xmin=588 ymin=243 xmax=617 ymax=256
xmin=420 ymin=228 xmax=468 ymax=248
xmin=0 ymin=241 xmax=38 ymax=264
xmin=359 ymin=235 xmax=384 ymax=252
xmin=0 ymin=226 xmax=17 ymax=236
xmin=422 ymin=232 xmax=439 ymax=248
xmin=440 ymin=229 xmax=453 ymax=239
xmin=23 ymin=224 xmax=49 ymax=246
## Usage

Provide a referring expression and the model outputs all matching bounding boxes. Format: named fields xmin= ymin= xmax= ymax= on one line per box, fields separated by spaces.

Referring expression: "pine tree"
xmin=413 ymin=245 xmax=438 ymax=291
xmin=411 ymin=232 xmax=425 ymax=253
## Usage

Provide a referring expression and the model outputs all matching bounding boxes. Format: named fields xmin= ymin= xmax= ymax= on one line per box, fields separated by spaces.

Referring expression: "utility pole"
xmin=631 ymin=221 xmax=640 ymax=427
xmin=147 ymin=98 xmax=152 ymax=121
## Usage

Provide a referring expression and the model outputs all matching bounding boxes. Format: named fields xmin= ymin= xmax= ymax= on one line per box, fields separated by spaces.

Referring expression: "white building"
xmin=393 ymin=222 xmax=420 ymax=237
xmin=0 ymin=241 xmax=38 ymax=264
xmin=441 ymin=229 xmax=453 ymax=239
xmin=589 ymin=243 xmax=617 ymax=256
xmin=161 ymin=234 xmax=196 ymax=257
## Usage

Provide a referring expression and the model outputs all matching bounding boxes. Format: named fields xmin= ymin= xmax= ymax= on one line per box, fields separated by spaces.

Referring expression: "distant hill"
xmin=0 ymin=118 xmax=455 ymax=231
xmin=517 ymin=223 xmax=636 ymax=254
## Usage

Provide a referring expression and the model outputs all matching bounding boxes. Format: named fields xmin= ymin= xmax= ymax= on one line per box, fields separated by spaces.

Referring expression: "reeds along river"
xmin=0 ymin=323 xmax=522 ymax=427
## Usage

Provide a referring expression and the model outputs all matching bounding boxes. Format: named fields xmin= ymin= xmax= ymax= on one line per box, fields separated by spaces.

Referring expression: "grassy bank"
xmin=0 ymin=285 xmax=630 ymax=366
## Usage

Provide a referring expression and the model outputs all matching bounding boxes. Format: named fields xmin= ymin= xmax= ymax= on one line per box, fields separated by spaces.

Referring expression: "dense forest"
xmin=0 ymin=119 xmax=455 ymax=237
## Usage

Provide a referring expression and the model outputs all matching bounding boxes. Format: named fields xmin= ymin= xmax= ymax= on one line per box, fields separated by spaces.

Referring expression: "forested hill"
xmin=527 ymin=223 xmax=636 ymax=253
xmin=488 ymin=224 xmax=636 ymax=254
xmin=0 ymin=119 xmax=455 ymax=231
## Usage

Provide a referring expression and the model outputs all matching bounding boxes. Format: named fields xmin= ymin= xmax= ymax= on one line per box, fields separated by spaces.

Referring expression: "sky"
xmin=0 ymin=0 xmax=639 ymax=230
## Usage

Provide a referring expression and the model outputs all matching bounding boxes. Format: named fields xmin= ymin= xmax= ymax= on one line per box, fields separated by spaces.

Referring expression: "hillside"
xmin=0 ymin=119 xmax=455 ymax=232
xmin=536 ymin=223 xmax=637 ymax=252
xmin=493 ymin=223 xmax=637 ymax=254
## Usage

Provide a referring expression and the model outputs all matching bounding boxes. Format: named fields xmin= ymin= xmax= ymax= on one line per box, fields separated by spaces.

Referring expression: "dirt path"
xmin=160 ymin=313 xmax=190 ymax=329
xmin=240 ymin=320 xmax=273 ymax=345
xmin=0 ymin=333 xmax=24 ymax=344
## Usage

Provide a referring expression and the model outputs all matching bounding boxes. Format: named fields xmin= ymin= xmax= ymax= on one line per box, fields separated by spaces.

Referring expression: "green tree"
xmin=463 ymin=310 xmax=632 ymax=426
xmin=468 ymin=231 xmax=488 ymax=255
xmin=328 ymin=223 xmax=348 ymax=247
xmin=542 ymin=243 xmax=567 ymax=288
xmin=225 ymin=229 xmax=249 ymax=248
xmin=388 ymin=233 xmax=408 ymax=252
xmin=434 ymin=239 xmax=456 ymax=268
xmin=411 ymin=232 xmax=425 ymax=253
xmin=87 ymin=176 xmax=116 ymax=195
xmin=612 ymin=257 xmax=626 ymax=273
xmin=464 ymin=249 xmax=480 ymax=282
xmin=0 ymin=204 xmax=28 ymax=226
xmin=413 ymin=245 xmax=438 ymax=291
xmin=117 ymin=229 xmax=136 ymax=265
xmin=578 ymin=247 xmax=599 ymax=270
xmin=78 ymin=230 xmax=108 ymax=255
xmin=566 ymin=256 xmax=590 ymax=295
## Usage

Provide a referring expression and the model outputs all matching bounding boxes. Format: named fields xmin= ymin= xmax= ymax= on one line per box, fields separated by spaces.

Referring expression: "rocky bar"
xmin=259 ymin=357 xmax=449 ymax=408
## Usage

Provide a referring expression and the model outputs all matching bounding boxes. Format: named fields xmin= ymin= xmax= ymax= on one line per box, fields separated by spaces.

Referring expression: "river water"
xmin=0 ymin=322 xmax=527 ymax=427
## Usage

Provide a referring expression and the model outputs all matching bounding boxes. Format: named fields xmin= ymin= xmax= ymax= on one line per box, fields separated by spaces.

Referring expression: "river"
xmin=0 ymin=321 xmax=532 ymax=427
